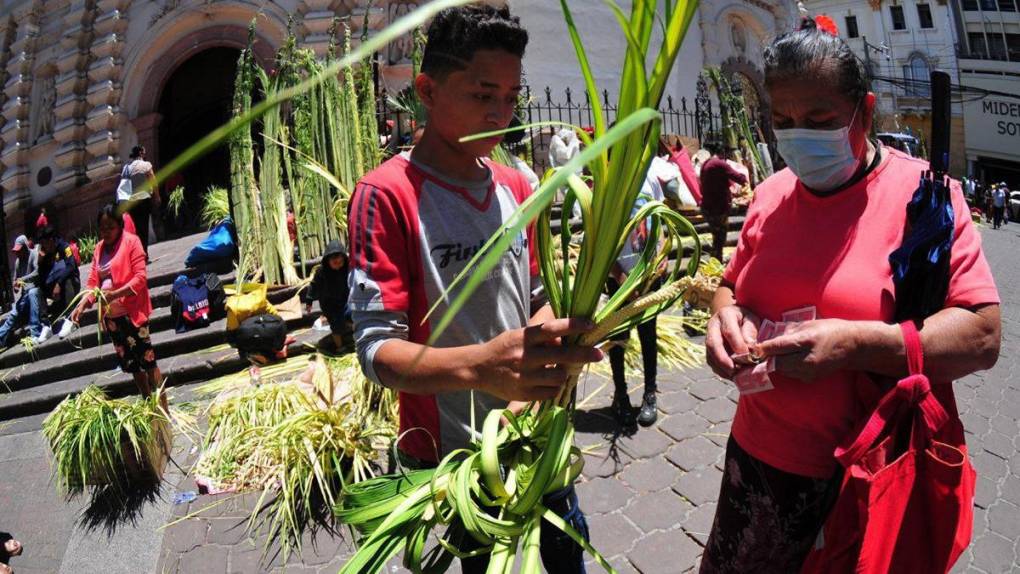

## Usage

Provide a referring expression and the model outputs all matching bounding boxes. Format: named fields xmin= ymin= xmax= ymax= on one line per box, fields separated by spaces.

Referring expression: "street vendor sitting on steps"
xmin=348 ymin=6 xmax=601 ymax=573
xmin=301 ymin=239 xmax=352 ymax=355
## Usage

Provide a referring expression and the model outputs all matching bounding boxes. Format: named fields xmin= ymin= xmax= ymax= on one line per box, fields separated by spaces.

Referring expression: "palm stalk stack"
xmin=334 ymin=1 xmax=702 ymax=572
xmin=228 ymin=21 xmax=382 ymax=285
xmin=229 ymin=21 xmax=264 ymax=280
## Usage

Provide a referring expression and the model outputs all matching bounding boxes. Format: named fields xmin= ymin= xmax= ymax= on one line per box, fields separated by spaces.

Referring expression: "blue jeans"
xmin=0 ymin=288 xmax=43 ymax=346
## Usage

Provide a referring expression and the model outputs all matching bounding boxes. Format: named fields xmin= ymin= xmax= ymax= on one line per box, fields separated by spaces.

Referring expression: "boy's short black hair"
xmin=421 ymin=5 xmax=528 ymax=79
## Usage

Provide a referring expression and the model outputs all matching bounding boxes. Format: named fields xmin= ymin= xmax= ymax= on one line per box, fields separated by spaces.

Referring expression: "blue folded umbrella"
xmin=889 ymin=172 xmax=955 ymax=322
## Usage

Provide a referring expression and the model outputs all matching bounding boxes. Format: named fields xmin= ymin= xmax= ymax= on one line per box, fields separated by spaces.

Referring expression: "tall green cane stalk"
xmin=230 ymin=21 xmax=264 ymax=280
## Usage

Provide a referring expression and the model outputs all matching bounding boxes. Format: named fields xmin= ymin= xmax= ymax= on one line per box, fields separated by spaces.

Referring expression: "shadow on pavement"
xmin=76 ymin=476 xmax=162 ymax=537
xmin=574 ymin=405 xmax=635 ymax=437
xmin=573 ymin=406 xmax=637 ymax=473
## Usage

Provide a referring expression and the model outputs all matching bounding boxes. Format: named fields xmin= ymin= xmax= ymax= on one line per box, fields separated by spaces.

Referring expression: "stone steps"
xmin=0 ymin=231 xmax=324 ymax=421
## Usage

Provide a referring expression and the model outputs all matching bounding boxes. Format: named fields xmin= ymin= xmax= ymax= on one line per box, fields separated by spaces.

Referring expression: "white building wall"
xmin=805 ymin=0 xmax=962 ymax=119
xmin=954 ymin=0 xmax=1020 ymax=181
xmin=509 ymin=0 xmax=796 ymax=133
xmin=508 ymin=0 xmax=703 ymax=111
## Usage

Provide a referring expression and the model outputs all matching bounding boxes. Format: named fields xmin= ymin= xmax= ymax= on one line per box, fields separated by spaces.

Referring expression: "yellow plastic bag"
xmin=224 ymin=283 xmax=277 ymax=331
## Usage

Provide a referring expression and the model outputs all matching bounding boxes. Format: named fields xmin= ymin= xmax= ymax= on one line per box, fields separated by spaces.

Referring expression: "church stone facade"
xmin=0 ymin=0 xmax=796 ymax=241
xmin=0 ymin=0 xmax=418 ymax=239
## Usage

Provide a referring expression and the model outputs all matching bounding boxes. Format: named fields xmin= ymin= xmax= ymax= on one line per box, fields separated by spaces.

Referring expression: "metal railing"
xmin=375 ymin=84 xmax=723 ymax=170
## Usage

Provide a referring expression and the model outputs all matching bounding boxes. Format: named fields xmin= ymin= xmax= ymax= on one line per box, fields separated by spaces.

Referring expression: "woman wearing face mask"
xmin=699 ymin=19 xmax=1001 ymax=572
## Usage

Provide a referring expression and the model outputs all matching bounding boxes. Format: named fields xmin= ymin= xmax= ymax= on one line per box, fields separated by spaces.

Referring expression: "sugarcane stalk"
xmin=229 ymin=22 xmax=264 ymax=281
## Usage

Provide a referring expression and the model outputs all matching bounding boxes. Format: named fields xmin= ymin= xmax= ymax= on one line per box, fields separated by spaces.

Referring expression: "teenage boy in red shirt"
xmin=349 ymin=6 xmax=598 ymax=573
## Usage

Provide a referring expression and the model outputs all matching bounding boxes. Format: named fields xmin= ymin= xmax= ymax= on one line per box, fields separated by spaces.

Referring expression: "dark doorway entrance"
xmin=158 ymin=47 xmax=239 ymax=237
xmin=976 ymin=156 xmax=1020 ymax=191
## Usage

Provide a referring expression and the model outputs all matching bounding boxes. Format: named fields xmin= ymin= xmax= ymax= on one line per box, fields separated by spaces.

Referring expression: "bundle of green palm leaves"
xmin=193 ymin=354 xmax=396 ymax=558
xmin=75 ymin=232 xmax=98 ymax=266
xmin=43 ymin=385 xmax=170 ymax=494
xmin=201 ymin=186 xmax=230 ymax=228
xmin=334 ymin=1 xmax=701 ymax=572
xmin=166 ymin=185 xmax=186 ymax=218
xmin=229 ymin=21 xmax=381 ymax=286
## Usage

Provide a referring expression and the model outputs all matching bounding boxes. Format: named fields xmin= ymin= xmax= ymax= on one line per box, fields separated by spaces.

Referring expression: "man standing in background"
xmin=992 ymin=183 xmax=1006 ymax=229
xmin=699 ymin=144 xmax=748 ymax=260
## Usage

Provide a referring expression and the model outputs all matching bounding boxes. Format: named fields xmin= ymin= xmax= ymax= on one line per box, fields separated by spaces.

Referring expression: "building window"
xmin=980 ymin=0 xmax=997 ymax=10
xmin=1008 ymin=33 xmax=1020 ymax=59
xmin=917 ymin=4 xmax=934 ymax=27
xmin=988 ymin=34 xmax=1007 ymax=59
xmin=968 ymin=32 xmax=989 ymax=57
xmin=962 ymin=0 xmax=979 ymax=10
xmin=998 ymin=0 xmax=1017 ymax=12
xmin=890 ymin=5 xmax=907 ymax=30
xmin=903 ymin=56 xmax=931 ymax=96
xmin=845 ymin=15 xmax=860 ymax=38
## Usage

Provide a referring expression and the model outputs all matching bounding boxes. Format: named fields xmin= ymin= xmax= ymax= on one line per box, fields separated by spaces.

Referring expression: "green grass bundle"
xmin=166 ymin=185 xmax=186 ymax=218
xmin=195 ymin=383 xmax=310 ymax=492
xmin=248 ymin=398 xmax=390 ymax=556
xmin=335 ymin=1 xmax=702 ymax=571
xmin=201 ymin=186 xmax=230 ymax=228
xmin=43 ymin=385 xmax=170 ymax=494
xmin=76 ymin=232 xmax=98 ymax=266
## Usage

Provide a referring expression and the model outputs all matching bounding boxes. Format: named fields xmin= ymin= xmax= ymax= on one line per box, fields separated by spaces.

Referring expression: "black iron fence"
xmin=508 ymin=85 xmax=722 ymax=170
xmin=376 ymin=82 xmax=723 ymax=170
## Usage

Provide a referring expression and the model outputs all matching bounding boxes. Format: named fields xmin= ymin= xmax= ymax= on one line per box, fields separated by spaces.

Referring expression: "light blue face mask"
xmin=774 ymin=104 xmax=862 ymax=192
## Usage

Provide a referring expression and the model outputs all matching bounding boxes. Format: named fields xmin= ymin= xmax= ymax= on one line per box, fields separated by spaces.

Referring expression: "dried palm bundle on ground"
xmin=193 ymin=354 xmax=397 ymax=558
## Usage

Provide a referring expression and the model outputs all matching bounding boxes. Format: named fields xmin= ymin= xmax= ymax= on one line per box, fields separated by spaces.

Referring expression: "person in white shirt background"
xmin=992 ymin=183 xmax=1007 ymax=229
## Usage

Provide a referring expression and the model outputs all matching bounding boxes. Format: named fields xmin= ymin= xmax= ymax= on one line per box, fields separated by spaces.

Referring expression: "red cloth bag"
xmin=801 ymin=321 xmax=975 ymax=574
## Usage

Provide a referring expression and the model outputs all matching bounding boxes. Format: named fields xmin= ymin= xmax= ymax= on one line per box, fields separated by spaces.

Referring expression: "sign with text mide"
xmin=963 ymin=85 xmax=1020 ymax=162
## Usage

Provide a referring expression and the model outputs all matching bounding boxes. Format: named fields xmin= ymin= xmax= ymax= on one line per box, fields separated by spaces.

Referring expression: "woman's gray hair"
xmin=763 ymin=19 xmax=870 ymax=103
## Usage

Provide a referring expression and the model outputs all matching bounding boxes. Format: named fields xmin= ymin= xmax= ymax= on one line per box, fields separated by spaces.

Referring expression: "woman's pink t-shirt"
xmin=722 ymin=147 xmax=1000 ymax=478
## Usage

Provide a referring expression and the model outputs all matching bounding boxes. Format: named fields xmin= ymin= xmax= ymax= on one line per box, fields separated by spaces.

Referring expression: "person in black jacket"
xmin=302 ymin=240 xmax=352 ymax=354
xmin=36 ymin=226 xmax=80 ymax=340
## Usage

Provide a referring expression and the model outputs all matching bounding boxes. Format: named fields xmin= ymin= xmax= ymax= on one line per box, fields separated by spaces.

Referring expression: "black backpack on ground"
xmin=204 ymin=273 xmax=226 ymax=321
xmin=230 ymin=313 xmax=286 ymax=358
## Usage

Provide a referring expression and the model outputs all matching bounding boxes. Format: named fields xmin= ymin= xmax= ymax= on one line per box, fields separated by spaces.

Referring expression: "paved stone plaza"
xmin=1 ymin=222 xmax=1018 ymax=573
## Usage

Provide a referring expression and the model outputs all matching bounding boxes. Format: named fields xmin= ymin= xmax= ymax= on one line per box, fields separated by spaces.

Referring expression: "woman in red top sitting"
xmin=699 ymin=19 xmax=1001 ymax=572
xmin=71 ymin=205 xmax=163 ymax=410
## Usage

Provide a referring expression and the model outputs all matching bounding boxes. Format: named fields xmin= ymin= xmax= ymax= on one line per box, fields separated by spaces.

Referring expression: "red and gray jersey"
xmin=349 ymin=153 xmax=543 ymax=462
